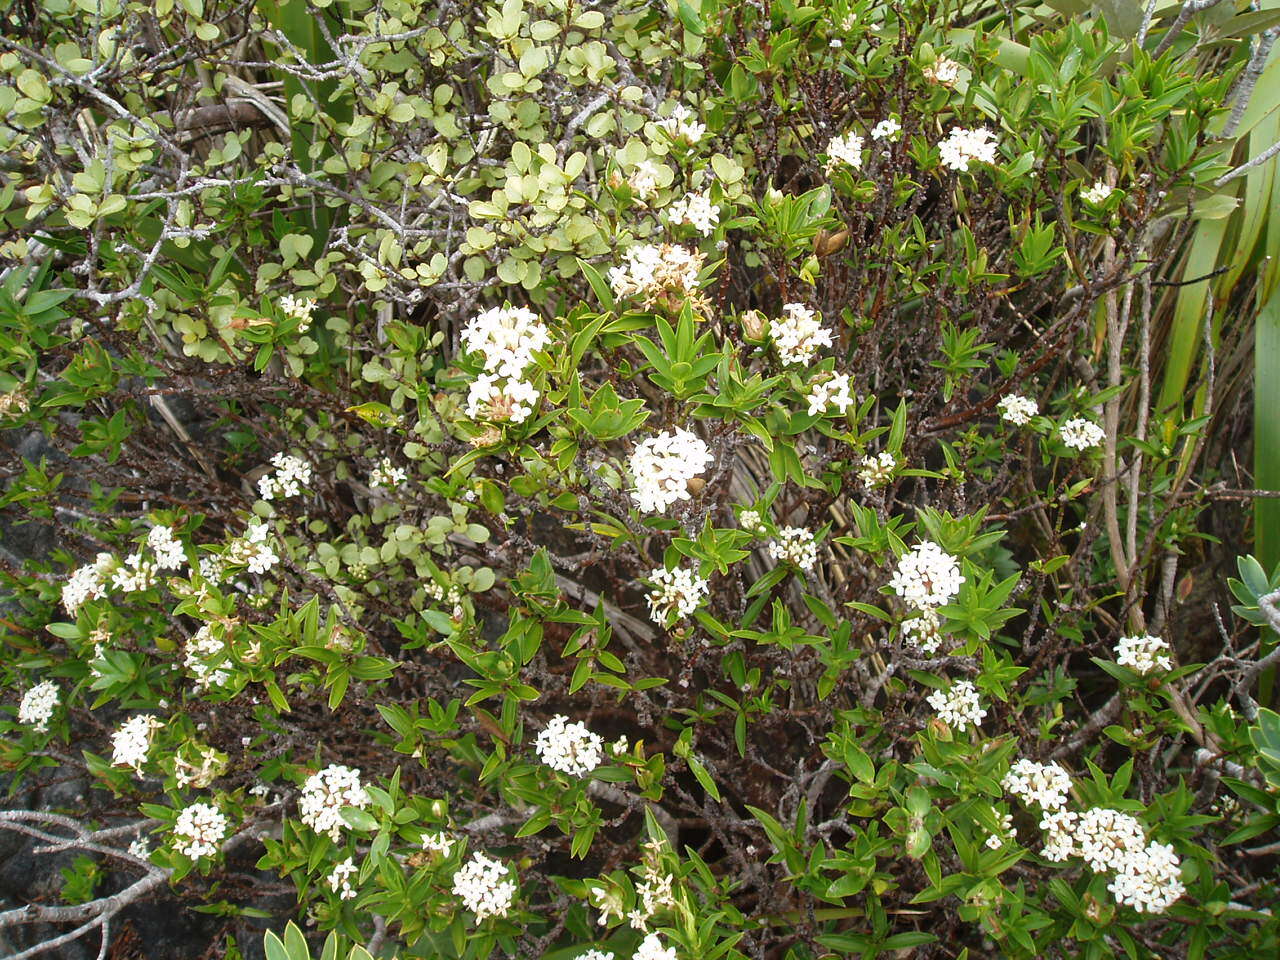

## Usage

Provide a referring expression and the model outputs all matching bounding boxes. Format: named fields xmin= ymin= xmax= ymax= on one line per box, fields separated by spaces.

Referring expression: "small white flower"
xmin=460 ymin=306 xmax=550 ymax=381
xmin=666 ymin=191 xmax=720 ymax=236
xmin=629 ymin=428 xmax=713 ymax=514
xmin=627 ymin=160 xmax=664 ymax=203
xmin=997 ymin=394 xmax=1038 ymax=426
xmin=902 ymin=608 xmax=945 ymax=655
xmin=985 ymin=812 xmax=1014 ymax=849
xmin=768 ymin=527 xmax=818 ymax=571
xmin=299 ymin=764 xmax=372 ymax=841
xmin=806 ymin=373 xmax=854 ymax=416
xmin=657 ymin=104 xmax=705 ymax=144
xmin=1041 ymin=809 xmax=1079 ymax=861
xmin=871 ymin=117 xmax=902 ymax=142
xmin=938 ymin=126 xmax=998 ymax=173
xmin=647 ymin=566 xmax=710 ymax=624
xmin=327 ymin=857 xmax=359 ymax=900
xmin=147 ymin=525 xmax=186 ymax=570
xmin=1002 ymin=758 xmax=1072 ymax=810
xmin=280 ymin=294 xmax=317 ymax=331
xmin=1108 ymin=840 xmax=1185 ymax=914
xmin=738 ymin=508 xmax=766 ymax=534
xmin=111 ymin=715 xmax=160 ymax=773
xmin=771 ymin=303 xmax=833 ymax=365
xmin=825 ymin=131 xmax=865 ymax=171
xmin=453 ymin=851 xmax=517 ymax=920
xmin=926 ymin=679 xmax=987 ymax=731
xmin=17 ymin=680 xmax=59 ymax=732
xmin=422 ymin=831 xmax=455 ymax=856
xmin=924 ymin=56 xmax=962 ymax=86
xmin=633 ymin=932 xmax=677 ymax=960
xmin=172 ymin=802 xmax=228 ymax=860
xmin=369 ymin=457 xmax=408 ymax=490
xmin=258 ymin=452 xmax=312 ymax=500
xmin=888 ymin=542 xmax=964 ymax=608
xmin=127 ymin=837 xmax=150 ymax=859
xmin=62 ymin=553 xmax=114 ymax=613
xmin=857 ymin=451 xmax=896 ymax=487
xmin=1072 ymin=807 xmax=1146 ymax=873
xmin=1081 ymin=180 xmax=1114 ymax=206
xmin=1115 ymin=635 xmax=1173 ymax=675
xmin=578 ymin=951 xmax=615 ymax=960
xmin=535 ymin=715 xmax=605 ymax=777
xmin=1060 ymin=417 xmax=1105 ymax=451
xmin=609 ymin=243 xmax=705 ymax=304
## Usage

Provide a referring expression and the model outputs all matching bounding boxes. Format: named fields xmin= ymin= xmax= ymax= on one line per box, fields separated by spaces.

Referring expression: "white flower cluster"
xmin=223 ymin=519 xmax=279 ymax=575
xmin=806 ymin=373 xmax=853 ymax=416
xmin=422 ymin=831 xmax=455 ymax=856
xmin=259 ymin=452 xmax=313 ymax=500
xmin=825 ymin=131 xmax=864 ymax=170
xmin=299 ymin=764 xmax=372 ymax=841
xmin=629 ymin=428 xmax=713 ymax=513
xmin=768 ymin=527 xmax=818 ymax=571
xmin=1060 ymin=417 xmax=1105 ymax=451
xmin=461 ymin=306 xmax=550 ymax=425
xmin=985 ymin=812 xmax=1015 ymax=849
xmin=938 ymin=126 xmax=998 ymax=172
xmin=453 ymin=851 xmax=517 ymax=920
xmin=888 ymin=541 xmax=965 ymax=608
xmin=626 ymin=159 xmax=664 ymax=202
xmin=738 ymin=509 xmax=766 ymax=534
xmin=926 ymin=679 xmax=988 ymax=731
xmin=1045 ymin=808 xmax=1184 ymax=913
xmin=1005 ymin=777 xmax=1186 ymax=915
xmin=924 ymin=55 xmax=962 ymax=85
xmin=534 ymin=715 xmax=605 ymax=777
xmin=771 ymin=303 xmax=834 ymax=365
xmin=902 ymin=608 xmax=944 ymax=655
xmin=578 ymin=951 xmax=615 ymax=960
xmin=609 ymin=243 xmax=704 ymax=305
xmin=62 ymin=553 xmax=114 ymax=613
xmin=461 ymin=305 xmax=550 ymax=379
xmin=17 ymin=680 xmax=59 ymax=732
xmin=185 ymin=624 xmax=233 ymax=690
xmin=857 ymin=451 xmax=896 ymax=487
xmin=280 ymin=294 xmax=317 ymax=332
xmin=172 ymin=802 xmax=228 ymax=860
xmin=667 ymin=191 xmax=719 ymax=235
xmin=1116 ymin=634 xmax=1173 ymax=675
xmin=627 ymin=838 xmax=677 ymax=930
xmin=328 ymin=857 xmax=359 ymax=900
xmin=647 ymin=566 xmax=710 ymax=624
xmin=871 ymin=117 xmax=902 ymax=141
xmin=997 ymin=394 xmax=1038 ymax=426
xmin=1002 ymin=758 xmax=1072 ymax=810
xmin=112 ymin=714 xmax=160 ymax=772
xmin=147 ymin=525 xmax=185 ymax=569
xmin=369 ymin=457 xmax=407 ymax=490
xmin=657 ymin=104 xmax=705 ymax=144
xmin=634 ymin=933 xmax=678 ymax=960
xmin=111 ymin=551 xmax=158 ymax=594
xmin=1081 ymin=180 xmax=1114 ymax=205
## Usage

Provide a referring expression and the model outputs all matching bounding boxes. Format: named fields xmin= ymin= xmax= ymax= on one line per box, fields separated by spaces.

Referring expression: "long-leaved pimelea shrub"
xmin=2 ymin=1 xmax=1280 ymax=959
